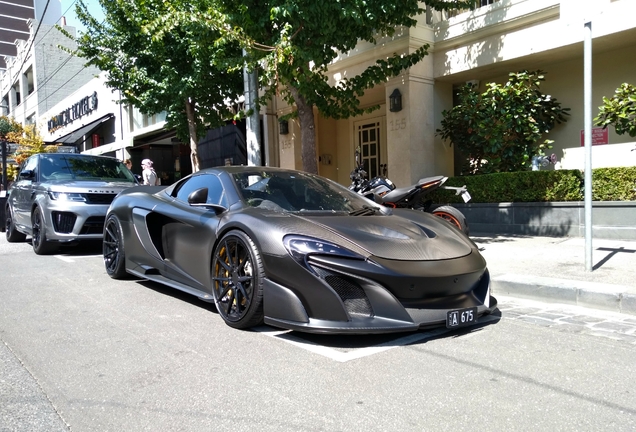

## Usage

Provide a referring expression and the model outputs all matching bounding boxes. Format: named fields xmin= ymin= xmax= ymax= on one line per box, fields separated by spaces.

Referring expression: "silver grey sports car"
xmin=103 ymin=166 xmax=496 ymax=334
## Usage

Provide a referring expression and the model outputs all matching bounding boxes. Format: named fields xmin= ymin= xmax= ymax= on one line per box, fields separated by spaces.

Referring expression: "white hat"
xmin=141 ymin=158 xmax=153 ymax=167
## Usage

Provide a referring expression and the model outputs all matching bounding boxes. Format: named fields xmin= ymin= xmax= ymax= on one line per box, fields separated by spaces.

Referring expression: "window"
xmin=174 ymin=174 xmax=226 ymax=207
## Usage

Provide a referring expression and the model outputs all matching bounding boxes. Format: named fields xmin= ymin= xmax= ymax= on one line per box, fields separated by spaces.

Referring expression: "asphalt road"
xmin=1 ymin=236 xmax=636 ymax=431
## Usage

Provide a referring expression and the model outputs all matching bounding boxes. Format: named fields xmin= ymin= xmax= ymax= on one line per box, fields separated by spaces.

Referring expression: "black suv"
xmin=4 ymin=153 xmax=137 ymax=254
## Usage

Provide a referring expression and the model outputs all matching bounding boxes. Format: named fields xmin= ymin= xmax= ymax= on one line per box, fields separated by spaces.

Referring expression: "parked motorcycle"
xmin=349 ymin=151 xmax=471 ymax=234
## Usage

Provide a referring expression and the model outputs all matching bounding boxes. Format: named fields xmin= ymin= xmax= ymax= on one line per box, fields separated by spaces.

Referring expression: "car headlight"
xmin=48 ymin=192 xmax=86 ymax=202
xmin=283 ymin=235 xmax=364 ymax=269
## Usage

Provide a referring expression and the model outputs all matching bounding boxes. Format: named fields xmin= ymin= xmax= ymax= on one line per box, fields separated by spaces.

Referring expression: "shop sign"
xmin=48 ymin=92 xmax=98 ymax=133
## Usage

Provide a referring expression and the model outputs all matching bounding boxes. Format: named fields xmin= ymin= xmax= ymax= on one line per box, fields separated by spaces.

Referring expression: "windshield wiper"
xmin=348 ymin=205 xmax=378 ymax=216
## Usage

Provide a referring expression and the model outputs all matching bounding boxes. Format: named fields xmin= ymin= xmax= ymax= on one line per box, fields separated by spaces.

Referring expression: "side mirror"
xmin=19 ymin=170 xmax=35 ymax=180
xmin=187 ymin=187 xmax=227 ymax=214
xmin=187 ymin=187 xmax=208 ymax=205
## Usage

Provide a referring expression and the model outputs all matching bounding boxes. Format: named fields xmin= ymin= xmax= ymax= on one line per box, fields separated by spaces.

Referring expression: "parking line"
xmin=54 ymin=254 xmax=102 ymax=263
xmin=255 ymin=326 xmax=452 ymax=362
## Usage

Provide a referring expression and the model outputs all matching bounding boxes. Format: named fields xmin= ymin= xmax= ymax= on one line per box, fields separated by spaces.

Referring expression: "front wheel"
xmin=430 ymin=205 xmax=469 ymax=235
xmin=103 ymin=215 xmax=129 ymax=279
xmin=211 ymin=230 xmax=264 ymax=329
xmin=32 ymin=207 xmax=57 ymax=255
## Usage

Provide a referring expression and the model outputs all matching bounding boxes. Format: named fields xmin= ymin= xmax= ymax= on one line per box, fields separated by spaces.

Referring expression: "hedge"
xmin=430 ymin=167 xmax=636 ymax=203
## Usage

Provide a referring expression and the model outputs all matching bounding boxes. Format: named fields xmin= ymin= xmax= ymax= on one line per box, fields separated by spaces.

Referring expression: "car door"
xmin=156 ymin=173 xmax=228 ymax=292
xmin=11 ymin=155 xmax=39 ymax=231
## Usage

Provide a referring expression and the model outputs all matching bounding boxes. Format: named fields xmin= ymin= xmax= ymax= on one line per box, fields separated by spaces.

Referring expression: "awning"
xmin=51 ymin=114 xmax=114 ymax=144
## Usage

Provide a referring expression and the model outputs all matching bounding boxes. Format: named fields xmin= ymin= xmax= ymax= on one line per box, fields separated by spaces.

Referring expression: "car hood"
xmin=42 ymin=180 xmax=137 ymax=193
xmin=294 ymin=212 xmax=474 ymax=261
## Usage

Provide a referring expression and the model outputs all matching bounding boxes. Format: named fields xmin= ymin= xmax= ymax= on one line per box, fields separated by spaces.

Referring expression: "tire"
xmin=5 ymin=205 xmax=27 ymax=243
xmin=31 ymin=207 xmax=57 ymax=255
xmin=431 ymin=205 xmax=470 ymax=235
xmin=211 ymin=230 xmax=264 ymax=329
xmin=103 ymin=215 xmax=129 ymax=279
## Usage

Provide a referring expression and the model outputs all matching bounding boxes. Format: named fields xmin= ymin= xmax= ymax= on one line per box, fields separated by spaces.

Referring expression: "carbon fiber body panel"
xmin=107 ymin=166 xmax=496 ymax=334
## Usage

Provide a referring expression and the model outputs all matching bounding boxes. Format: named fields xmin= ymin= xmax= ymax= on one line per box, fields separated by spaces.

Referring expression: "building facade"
xmin=1 ymin=17 xmax=100 ymax=127
xmin=272 ymin=0 xmax=636 ymax=187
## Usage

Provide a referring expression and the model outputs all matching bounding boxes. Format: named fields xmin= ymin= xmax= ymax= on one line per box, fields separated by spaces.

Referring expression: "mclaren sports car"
xmin=103 ymin=166 xmax=497 ymax=334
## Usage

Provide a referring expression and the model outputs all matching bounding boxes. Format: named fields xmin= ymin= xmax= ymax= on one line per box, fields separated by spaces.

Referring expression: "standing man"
xmin=141 ymin=159 xmax=159 ymax=186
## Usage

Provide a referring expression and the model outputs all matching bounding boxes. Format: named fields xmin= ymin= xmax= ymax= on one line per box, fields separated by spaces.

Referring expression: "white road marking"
xmin=54 ymin=254 xmax=102 ymax=262
xmin=254 ymin=316 xmax=498 ymax=362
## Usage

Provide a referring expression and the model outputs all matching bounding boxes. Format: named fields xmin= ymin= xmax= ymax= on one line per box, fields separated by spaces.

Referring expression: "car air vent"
xmin=80 ymin=216 xmax=106 ymax=235
xmin=52 ymin=211 xmax=76 ymax=233
xmin=85 ymin=193 xmax=117 ymax=205
xmin=310 ymin=266 xmax=373 ymax=317
xmin=413 ymin=222 xmax=437 ymax=238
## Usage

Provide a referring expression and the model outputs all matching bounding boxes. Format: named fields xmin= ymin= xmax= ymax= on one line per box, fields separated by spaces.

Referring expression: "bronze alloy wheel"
xmin=211 ymin=231 xmax=264 ymax=329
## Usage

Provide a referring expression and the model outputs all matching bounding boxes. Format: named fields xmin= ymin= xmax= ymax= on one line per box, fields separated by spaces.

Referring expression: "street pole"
xmin=583 ymin=19 xmax=593 ymax=272
xmin=1 ymin=139 xmax=7 ymax=192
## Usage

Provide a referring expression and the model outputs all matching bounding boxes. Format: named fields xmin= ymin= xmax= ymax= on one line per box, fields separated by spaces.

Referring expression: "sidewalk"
xmin=471 ymin=234 xmax=636 ymax=316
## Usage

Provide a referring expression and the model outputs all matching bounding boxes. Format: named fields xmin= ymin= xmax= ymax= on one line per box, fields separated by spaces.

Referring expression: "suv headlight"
xmin=283 ymin=235 xmax=364 ymax=269
xmin=48 ymin=192 xmax=86 ymax=202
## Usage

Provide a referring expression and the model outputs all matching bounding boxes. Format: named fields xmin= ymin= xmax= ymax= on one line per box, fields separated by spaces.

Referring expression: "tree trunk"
xmin=288 ymin=86 xmax=318 ymax=174
xmin=185 ymin=98 xmax=200 ymax=172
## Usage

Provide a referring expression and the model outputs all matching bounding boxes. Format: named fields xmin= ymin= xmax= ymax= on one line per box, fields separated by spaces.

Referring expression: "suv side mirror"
xmin=19 ymin=170 xmax=35 ymax=180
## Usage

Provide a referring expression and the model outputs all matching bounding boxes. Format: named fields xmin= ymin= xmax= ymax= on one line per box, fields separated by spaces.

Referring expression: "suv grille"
xmin=85 ymin=193 xmax=117 ymax=205
xmin=52 ymin=212 xmax=77 ymax=233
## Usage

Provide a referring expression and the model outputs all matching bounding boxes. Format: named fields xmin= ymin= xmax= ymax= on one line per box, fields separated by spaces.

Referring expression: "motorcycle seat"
xmin=416 ymin=175 xmax=445 ymax=186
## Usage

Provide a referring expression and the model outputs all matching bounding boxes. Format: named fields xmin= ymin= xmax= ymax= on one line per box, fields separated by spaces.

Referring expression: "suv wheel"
xmin=32 ymin=207 xmax=57 ymax=255
xmin=6 ymin=205 xmax=27 ymax=242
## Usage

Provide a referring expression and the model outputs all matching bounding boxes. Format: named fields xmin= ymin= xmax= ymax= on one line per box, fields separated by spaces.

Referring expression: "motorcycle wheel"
xmin=430 ymin=205 xmax=469 ymax=235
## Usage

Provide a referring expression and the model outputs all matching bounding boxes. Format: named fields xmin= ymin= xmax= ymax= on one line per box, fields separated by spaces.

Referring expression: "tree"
xmin=67 ymin=0 xmax=244 ymax=172
xmin=0 ymin=116 xmax=56 ymax=181
xmin=595 ymin=83 xmax=636 ymax=137
xmin=153 ymin=0 xmax=474 ymax=174
xmin=437 ymin=70 xmax=570 ymax=174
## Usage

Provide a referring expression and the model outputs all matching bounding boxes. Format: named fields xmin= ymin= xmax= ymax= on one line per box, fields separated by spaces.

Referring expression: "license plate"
xmin=461 ymin=191 xmax=472 ymax=203
xmin=446 ymin=307 xmax=477 ymax=328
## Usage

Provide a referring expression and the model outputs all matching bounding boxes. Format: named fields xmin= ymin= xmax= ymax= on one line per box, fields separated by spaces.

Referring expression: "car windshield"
xmin=40 ymin=155 xmax=136 ymax=182
xmin=233 ymin=170 xmax=376 ymax=213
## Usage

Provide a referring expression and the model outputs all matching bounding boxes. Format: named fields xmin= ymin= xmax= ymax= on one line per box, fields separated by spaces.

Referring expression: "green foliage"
xmin=437 ymin=70 xmax=570 ymax=174
xmin=431 ymin=167 xmax=636 ymax=203
xmin=69 ymin=0 xmax=243 ymax=159
xmin=1 ymin=116 xmax=56 ymax=180
xmin=157 ymin=0 xmax=473 ymax=173
xmin=595 ymin=83 xmax=636 ymax=137
xmin=591 ymin=167 xmax=636 ymax=201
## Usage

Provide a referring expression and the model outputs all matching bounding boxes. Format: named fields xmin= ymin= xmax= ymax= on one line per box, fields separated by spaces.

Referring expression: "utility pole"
xmin=583 ymin=10 xmax=593 ymax=272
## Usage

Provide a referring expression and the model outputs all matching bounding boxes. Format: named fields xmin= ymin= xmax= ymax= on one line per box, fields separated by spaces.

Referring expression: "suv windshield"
xmin=39 ymin=155 xmax=136 ymax=182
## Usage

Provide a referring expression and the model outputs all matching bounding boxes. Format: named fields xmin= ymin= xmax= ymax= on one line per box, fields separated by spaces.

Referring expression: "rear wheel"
xmin=211 ymin=230 xmax=264 ymax=329
xmin=103 ymin=215 xmax=128 ymax=279
xmin=32 ymin=207 xmax=57 ymax=255
xmin=5 ymin=205 xmax=27 ymax=242
xmin=431 ymin=205 xmax=469 ymax=235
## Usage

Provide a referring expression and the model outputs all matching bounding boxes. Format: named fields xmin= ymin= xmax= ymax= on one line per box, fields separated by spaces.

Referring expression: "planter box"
xmin=451 ymin=201 xmax=636 ymax=240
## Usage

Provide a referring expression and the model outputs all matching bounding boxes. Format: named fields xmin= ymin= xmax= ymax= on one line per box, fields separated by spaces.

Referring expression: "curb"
xmin=491 ymin=274 xmax=636 ymax=316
